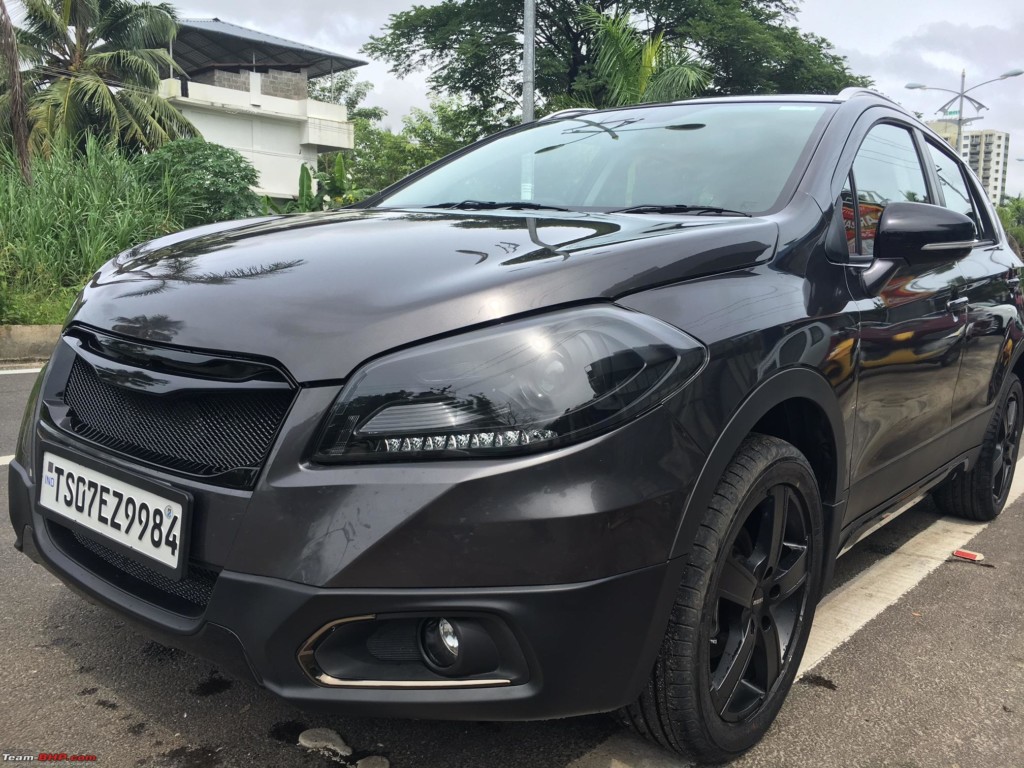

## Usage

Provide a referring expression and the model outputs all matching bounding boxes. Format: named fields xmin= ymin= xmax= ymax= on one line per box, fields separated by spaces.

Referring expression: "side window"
xmin=851 ymin=124 xmax=931 ymax=255
xmin=926 ymin=142 xmax=979 ymax=237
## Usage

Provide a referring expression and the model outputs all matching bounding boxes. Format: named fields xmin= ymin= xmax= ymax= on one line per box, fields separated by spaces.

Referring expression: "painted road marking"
xmin=0 ymin=367 xmax=42 ymax=376
xmin=799 ymin=466 xmax=1024 ymax=674
xmin=0 ymin=455 xmax=14 ymax=467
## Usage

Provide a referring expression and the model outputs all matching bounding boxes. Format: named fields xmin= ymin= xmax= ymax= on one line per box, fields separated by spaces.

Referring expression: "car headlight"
xmin=312 ymin=306 xmax=706 ymax=463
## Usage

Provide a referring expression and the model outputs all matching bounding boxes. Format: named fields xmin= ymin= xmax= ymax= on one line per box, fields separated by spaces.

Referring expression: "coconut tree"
xmin=0 ymin=0 xmax=32 ymax=180
xmin=18 ymin=0 xmax=194 ymax=153
xmin=577 ymin=6 xmax=709 ymax=109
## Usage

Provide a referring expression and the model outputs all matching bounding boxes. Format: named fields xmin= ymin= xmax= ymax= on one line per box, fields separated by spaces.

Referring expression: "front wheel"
xmin=619 ymin=434 xmax=824 ymax=763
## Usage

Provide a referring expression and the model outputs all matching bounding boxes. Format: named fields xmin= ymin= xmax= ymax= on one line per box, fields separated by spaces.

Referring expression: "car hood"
xmin=72 ymin=209 xmax=778 ymax=382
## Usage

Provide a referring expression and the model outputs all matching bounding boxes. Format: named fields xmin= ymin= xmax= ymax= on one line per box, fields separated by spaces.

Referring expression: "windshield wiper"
xmin=428 ymin=200 xmax=571 ymax=212
xmin=609 ymin=204 xmax=751 ymax=217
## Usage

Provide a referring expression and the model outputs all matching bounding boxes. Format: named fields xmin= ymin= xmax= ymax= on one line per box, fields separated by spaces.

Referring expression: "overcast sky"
xmin=10 ymin=0 xmax=1024 ymax=196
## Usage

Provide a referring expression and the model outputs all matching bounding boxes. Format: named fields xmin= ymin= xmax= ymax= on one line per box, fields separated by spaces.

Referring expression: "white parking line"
xmin=799 ymin=517 xmax=988 ymax=674
xmin=798 ymin=467 xmax=1024 ymax=674
xmin=1 ymin=455 xmax=14 ymax=467
xmin=0 ymin=367 xmax=42 ymax=376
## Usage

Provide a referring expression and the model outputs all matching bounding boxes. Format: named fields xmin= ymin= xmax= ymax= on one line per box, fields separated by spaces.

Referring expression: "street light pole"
xmin=906 ymin=68 xmax=1024 ymax=153
xmin=522 ymin=0 xmax=536 ymax=123
xmin=956 ymin=68 xmax=966 ymax=149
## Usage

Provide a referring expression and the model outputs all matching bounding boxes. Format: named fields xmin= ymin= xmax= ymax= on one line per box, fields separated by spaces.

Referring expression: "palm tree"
xmin=18 ymin=0 xmax=194 ymax=153
xmin=0 ymin=0 xmax=32 ymax=181
xmin=577 ymin=7 xmax=709 ymax=109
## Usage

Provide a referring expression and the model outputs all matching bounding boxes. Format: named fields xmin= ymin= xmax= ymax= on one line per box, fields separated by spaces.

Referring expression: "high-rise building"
xmin=926 ymin=121 xmax=1011 ymax=205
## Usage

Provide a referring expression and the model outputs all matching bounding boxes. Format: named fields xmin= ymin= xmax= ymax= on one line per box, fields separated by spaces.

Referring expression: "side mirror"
xmin=875 ymin=202 xmax=976 ymax=264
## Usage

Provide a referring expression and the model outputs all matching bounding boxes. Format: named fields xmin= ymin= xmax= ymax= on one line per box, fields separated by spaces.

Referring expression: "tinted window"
xmin=380 ymin=103 xmax=834 ymax=215
xmin=852 ymin=124 xmax=930 ymax=255
xmin=927 ymin=142 xmax=978 ymax=236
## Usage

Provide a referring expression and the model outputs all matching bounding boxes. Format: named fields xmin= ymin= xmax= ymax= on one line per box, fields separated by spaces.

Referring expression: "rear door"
xmin=923 ymin=139 xmax=1024 ymax=437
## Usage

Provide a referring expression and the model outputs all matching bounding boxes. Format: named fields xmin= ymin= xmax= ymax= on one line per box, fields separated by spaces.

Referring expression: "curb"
xmin=0 ymin=325 xmax=61 ymax=363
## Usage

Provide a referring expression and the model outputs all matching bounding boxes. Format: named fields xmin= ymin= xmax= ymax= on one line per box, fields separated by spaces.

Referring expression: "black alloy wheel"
xmin=991 ymin=386 xmax=1020 ymax=508
xmin=935 ymin=373 xmax=1023 ymax=521
xmin=710 ymin=483 xmax=812 ymax=722
xmin=618 ymin=434 xmax=824 ymax=764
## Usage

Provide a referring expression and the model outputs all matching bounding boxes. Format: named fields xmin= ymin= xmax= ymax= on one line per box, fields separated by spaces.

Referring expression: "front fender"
xmin=669 ymin=366 xmax=848 ymax=561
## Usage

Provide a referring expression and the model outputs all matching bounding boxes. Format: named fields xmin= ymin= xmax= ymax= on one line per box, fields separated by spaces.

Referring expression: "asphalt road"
xmin=1 ymin=367 xmax=1022 ymax=768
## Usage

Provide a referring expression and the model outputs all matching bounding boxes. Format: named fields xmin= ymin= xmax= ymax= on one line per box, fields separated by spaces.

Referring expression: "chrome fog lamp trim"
xmin=297 ymin=616 xmax=511 ymax=689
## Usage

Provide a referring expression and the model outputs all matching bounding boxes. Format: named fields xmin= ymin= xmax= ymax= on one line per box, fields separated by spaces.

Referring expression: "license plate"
xmin=38 ymin=450 xmax=190 ymax=579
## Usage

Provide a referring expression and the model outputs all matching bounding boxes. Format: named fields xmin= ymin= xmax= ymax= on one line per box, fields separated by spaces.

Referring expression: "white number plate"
xmin=39 ymin=451 xmax=187 ymax=575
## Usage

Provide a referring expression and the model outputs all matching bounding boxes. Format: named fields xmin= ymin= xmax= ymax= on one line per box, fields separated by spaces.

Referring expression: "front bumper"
xmin=9 ymin=456 xmax=686 ymax=719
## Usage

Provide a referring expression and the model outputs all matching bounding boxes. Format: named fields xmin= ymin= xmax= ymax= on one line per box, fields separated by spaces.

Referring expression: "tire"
xmin=933 ymin=373 xmax=1023 ymax=521
xmin=618 ymin=434 xmax=824 ymax=764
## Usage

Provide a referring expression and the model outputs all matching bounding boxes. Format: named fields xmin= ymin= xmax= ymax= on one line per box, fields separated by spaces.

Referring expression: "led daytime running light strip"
xmin=382 ymin=429 xmax=557 ymax=453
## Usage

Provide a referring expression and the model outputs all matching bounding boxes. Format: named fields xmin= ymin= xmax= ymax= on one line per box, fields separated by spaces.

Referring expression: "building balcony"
xmin=159 ymin=77 xmax=355 ymax=198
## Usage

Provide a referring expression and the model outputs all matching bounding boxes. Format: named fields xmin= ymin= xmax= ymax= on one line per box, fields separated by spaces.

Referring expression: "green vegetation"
xmin=309 ymin=72 xmax=483 ymax=199
xmin=572 ymin=7 xmax=709 ymax=108
xmin=998 ymin=197 xmax=1024 ymax=254
xmin=0 ymin=138 xmax=261 ymax=324
xmin=138 ymin=138 xmax=260 ymax=226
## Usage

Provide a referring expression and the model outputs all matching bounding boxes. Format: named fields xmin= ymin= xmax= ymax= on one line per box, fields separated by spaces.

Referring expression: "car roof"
xmin=543 ymin=88 xmax=913 ymax=122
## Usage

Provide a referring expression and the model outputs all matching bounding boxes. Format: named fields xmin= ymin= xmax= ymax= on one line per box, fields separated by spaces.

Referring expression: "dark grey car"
xmin=9 ymin=89 xmax=1023 ymax=762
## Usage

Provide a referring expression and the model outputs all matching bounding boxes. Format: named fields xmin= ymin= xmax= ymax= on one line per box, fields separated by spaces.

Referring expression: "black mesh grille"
xmin=62 ymin=356 xmax=292 ymax=486
xmin=44 ymin=520 xmax=219 ymax=616
xmin=71 ymin=529 xmax=218 ymax=608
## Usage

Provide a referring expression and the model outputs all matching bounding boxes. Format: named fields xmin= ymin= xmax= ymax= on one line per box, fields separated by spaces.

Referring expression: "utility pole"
xmin=522 ymin=0 xmax=536 ymax=123
xmin=0 ymin=0 xmax=31 ymax=183
xmin=956 ymin=68 xmax=966 ymax=151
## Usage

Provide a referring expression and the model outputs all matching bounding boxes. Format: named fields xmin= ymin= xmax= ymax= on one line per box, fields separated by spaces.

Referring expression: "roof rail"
xmin=540 ymin=108 xmax=595 ymax=121
xmin=837 ymin=87 xmax=905 ymax=110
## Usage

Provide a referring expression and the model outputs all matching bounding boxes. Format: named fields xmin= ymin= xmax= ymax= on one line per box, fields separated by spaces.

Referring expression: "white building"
xmin=159 ymin=19 xmax=365 ymax=199
xmin=960 ymin=130 xmax=1011 ymax=205
xmin=926 ymin=120 xmax=1011 ymax=205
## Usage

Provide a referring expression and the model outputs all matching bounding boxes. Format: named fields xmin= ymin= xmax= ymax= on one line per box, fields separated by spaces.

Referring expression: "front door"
xmin=845 ymin=123 xmax=968 ymax=521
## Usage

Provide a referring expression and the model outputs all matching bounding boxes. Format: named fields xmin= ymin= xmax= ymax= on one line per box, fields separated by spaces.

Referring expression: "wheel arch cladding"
xmin=670 ymin=367 xmax=846 ymax=560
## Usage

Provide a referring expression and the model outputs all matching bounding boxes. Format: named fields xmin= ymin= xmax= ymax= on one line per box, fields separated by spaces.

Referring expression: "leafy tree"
xmin=571 ymin=7 xmax=708 ymax=108
xmin=17 ymin=0 xmax=195 ymax=153
xmin=400 ymin=100 xmax=484 ymax=161
xmin=308 ymin=73 xmax=483 ymax=201
xmin=344 ymin=99 xmax=484 ymax=196
xmin=136 ymin=138 xmax=259 ymax=226
xmin=363 ymin=0 xmax=870 ymax=123
xmin=998 ymin=196 xmax=1024 ymax=255
xmin=307 ymin=70 xmax=387 ymax=123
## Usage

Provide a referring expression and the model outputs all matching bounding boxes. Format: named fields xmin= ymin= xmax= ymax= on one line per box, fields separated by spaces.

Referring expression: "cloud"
xmin=797 ymin=2 xmax=1024 ymax=198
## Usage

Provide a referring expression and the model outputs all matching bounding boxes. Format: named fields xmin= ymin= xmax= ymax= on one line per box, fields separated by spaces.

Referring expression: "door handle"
xmin=947 ymin=296 xmax=969 ymax=312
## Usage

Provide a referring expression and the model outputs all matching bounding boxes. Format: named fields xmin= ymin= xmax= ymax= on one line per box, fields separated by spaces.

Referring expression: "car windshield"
xmin=377 ymin=102 xmax=834 ymax=216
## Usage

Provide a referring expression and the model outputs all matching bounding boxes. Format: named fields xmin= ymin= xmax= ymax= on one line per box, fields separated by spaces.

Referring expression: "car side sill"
xmin=838 ymin=448 xmax=978 ymax=556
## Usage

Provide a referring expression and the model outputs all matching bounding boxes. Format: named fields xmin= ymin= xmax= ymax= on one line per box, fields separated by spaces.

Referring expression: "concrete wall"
xmin=190 ymin=68 xmax=307 ymax=100
xmin=262 ymin=69 xmax=308 ymax=100
xmin=191 ymin=69 xmax=249 ymax=92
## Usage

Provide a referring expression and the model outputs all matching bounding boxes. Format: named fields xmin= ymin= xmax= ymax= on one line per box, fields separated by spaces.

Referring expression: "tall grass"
xmin=0 ymin=138 xmax=187 ymax=324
